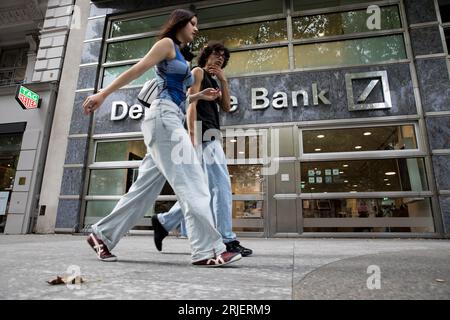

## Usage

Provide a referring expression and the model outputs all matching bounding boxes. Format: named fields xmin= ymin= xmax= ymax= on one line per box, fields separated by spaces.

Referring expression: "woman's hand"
xmin=82 ymin=91 xmax=106 ymax=115
xmin=191 ymin=88 xmax=221 ymax=103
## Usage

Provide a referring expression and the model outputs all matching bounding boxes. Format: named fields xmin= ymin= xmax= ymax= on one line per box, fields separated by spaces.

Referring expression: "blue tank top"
xmin=155 ymin=40 xmax=193 ymax=113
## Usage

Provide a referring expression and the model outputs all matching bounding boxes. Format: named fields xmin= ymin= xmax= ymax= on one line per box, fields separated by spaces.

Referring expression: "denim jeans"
xmin=158 ymin=139 xmax=237 ymax=244
xmin=92 ymin=99 xmax=226 ymax=262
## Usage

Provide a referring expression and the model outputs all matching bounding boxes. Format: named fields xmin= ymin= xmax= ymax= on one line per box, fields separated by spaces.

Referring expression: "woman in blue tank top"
xmin=81 ymin=9 xmax=242 ymax=267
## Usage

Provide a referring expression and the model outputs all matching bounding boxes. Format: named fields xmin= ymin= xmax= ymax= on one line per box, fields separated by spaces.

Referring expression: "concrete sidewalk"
xmin=0 ymin=234 xmax=449 ymax=300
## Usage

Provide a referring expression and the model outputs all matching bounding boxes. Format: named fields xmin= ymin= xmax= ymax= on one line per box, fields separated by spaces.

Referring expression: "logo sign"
xmin=15 ymin=85 xmax=41 ymax=110
xmin=345 ymin=71 xmax=392 ymax=111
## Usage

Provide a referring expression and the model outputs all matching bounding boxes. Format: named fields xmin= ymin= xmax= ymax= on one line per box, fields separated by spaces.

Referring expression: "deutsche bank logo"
xmin=345 ymin=71 xmax=392 ymax=111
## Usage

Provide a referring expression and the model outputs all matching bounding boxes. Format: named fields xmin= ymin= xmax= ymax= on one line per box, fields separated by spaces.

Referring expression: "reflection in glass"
xmin=106 ymin=37 xmax=156 ymax=63
xmin=301 ymin=158 xmax=428 ymax=193
xmin=103 ymin=65 xmax=155 ymax=88
xmin=192 ymin=20 xmax=287 ymax=51
xmin=303 ymin=125 xmax=417 ymax=153
xmin=196 ymin=0 xmax=282 ymax=25
xmin=228 ymin=165 xmax=263 ymax=195
xmin=223 ymin=135 xmax=262 ymax=160
xmin=294 ymin=0 xmax=371 ymax=11
xmin=302 ymin=197 xmax=434 ymax=233
xmin=233 ymin=200 xmax=263 ymax=219
xmin=226 ymin=47 xmax=289 ymax=76
xmin=95 ymin=140 xmax=146 ymax=162
xmin=85 ymin=200 xmax=155 ymax=226
xmin=294 ymin=35 xmax=406 ymax=68
xmin=292 ymin=6 xmax=401 ymax=39
xmin=110 ymin=14 xmax=168 ymax=38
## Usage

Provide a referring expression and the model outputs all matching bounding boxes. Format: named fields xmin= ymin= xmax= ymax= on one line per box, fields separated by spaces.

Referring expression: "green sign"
xmin=15 ymin=85 xmax=40 ymax=110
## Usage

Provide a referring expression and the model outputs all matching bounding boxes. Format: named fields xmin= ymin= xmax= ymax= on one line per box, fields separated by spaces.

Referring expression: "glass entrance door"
xmin=0 ymin=133 xmax=23 ymax=233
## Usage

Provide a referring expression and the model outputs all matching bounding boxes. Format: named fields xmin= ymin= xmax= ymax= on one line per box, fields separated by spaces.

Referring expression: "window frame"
xmin=98 ymin=0 xmax=408 ymax=88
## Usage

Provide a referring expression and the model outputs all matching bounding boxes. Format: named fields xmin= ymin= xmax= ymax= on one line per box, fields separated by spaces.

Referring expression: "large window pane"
xmin=293 ymin=6 xmax=401 ymax=40
xmin=95 ymin=140 xmax=146 ymax=162
xmin=294 ymin=0 xmax=370 ymax=11
xmin=294 ymin=35 xmax=406 ymax=68
xmin=233 ymin=200 xmax=263 ymax=219
xmin=439 ymin=0 xmax=450 ymax=23
xmin=85 ymin=200 xmax=157 ymax=226
xmin=301 ymin=158 xmax=428 ymax=193
xmin=89 ymin=169 xmax=133 ymax=195
xmin=110 ymin=14 xmax=168 ymax=38
xmin=302 ymin=125 xmax=417 ymax=154
xmin=102 ymin=65 xmax=155 ymax=88
xmin=223 ymin=135 xmax=262 ymax=160
xmin=228 ymin=165 xmax=263 ymax=195
xmin=192 ymin=20 xmax=287 ymax=51
xmin=106 ymin=38 xmax=156 ymax=63
xmin=197 ymin=0 xmax=283 ymax=25
xmin=302 ymin=197 xmax=434 ymax=233
xmin=226 ymin=47 xmax=289 ymax=76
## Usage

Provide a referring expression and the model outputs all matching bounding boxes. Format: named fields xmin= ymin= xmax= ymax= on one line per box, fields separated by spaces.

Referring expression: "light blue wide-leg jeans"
xmin=158 ymin=139 xmax=236 ymax=243
xmin=91 ymin=99 xmax=226 ymax=262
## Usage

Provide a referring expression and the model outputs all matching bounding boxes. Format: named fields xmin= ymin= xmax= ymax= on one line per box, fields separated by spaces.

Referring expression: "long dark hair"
xmin=159 ymin=9 xmax=196 ymax=61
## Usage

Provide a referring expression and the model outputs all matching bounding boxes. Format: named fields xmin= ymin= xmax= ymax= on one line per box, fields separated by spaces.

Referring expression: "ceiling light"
xmin=355 ymin=146 xmax=362 ymax=150
xmin=315 ymin=148 xmax=322 ymax=152
xmin=364 ymin=132 xmax=372 ymax=136
xmin=230 ymin=139 xmax=237 ymax=143
xmin=317 ymin=135 xmax=325 ymax=139
xmin=385 ymin=172 xmax=396 ymax=176
xmin=343 ymin=164 xmax=349 ymax=168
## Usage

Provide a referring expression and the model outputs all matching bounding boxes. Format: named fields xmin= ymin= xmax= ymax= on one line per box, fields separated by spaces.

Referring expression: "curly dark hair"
xmin=197 ymin=41 xmax=230 ymax=69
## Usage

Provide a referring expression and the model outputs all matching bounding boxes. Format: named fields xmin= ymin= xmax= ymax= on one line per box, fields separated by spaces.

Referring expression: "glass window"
xmin=223 ymin=135 xmax=264 ymax=160
xmin=192 ymin=20 xmax=287 ymax=51
xmin=106 ymin=37 xmax=156 ymax=63
xmin=233 ymin=200 xmax=263 ymax=219
xmin=294 ymin=0 xmax=371 ymax=11
xmin=292 ymin=6 xmax=401 ymax=40
xmin=102 ymin=65 xmax=155 ymax=88
xmin=302 ymin=197 xmax=434 ymax=233
xmin=95 ymin=140 xmax=146 ymax=162
xmin=0 ymin=133 xmax=22 ymax=191
xmin=302 ymin=125 xmax=417 ymax=154
xmin=226 ymin=47 xmax=289 ymax=76
xmin=439 ymin=0 xmax=450 ymax=23
xmin=301 ymin=158 xmax=428 ymax=193
xmin=88 ymin=169 xmax=134 ymax=195
xmin=85 ymin=200 xmax=166 ymax=227
xmin=444 ymin=28 xmax=450 ymax=53
xmin=228 ymin=165 xmax=263 ymax=195
xmin=294 ymin=34 xmax=406 ymax=68
xmin=110 ymin=14 xmax=168 ymax=38
xmin=197 ymin=0 xmax=283 ymax=25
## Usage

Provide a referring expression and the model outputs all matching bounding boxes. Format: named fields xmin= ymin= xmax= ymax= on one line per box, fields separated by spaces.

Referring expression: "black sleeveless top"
xmin=196 ymin=69 xmax=221 ymax=141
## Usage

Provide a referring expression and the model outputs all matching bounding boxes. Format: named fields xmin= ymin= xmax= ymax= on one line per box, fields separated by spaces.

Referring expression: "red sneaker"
xmin=192 ymin=252 xmax=242 ymax=267
xmin=87 ymin=233 xmax=117 ymax=262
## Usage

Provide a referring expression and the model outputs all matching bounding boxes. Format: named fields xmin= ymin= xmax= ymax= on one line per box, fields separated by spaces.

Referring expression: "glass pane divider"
xmin=291 ymin=1 xmax=401 ymax=17
xmin=89 ymin=161 xmax=142 ymax=169
xmin=291 ymin=29 xmax=404 ymax=45
xmin=299 ymin=151 xmax=426 ymax=161
xmin=299 ymin=191 xmax=433 ymax=199
xmin=103 ymin=59 xmax=141 ymax=68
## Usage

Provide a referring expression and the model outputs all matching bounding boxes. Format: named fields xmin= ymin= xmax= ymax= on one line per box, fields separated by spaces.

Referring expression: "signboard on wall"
xmin=15 ymin=85 xmax=41 ymax=110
